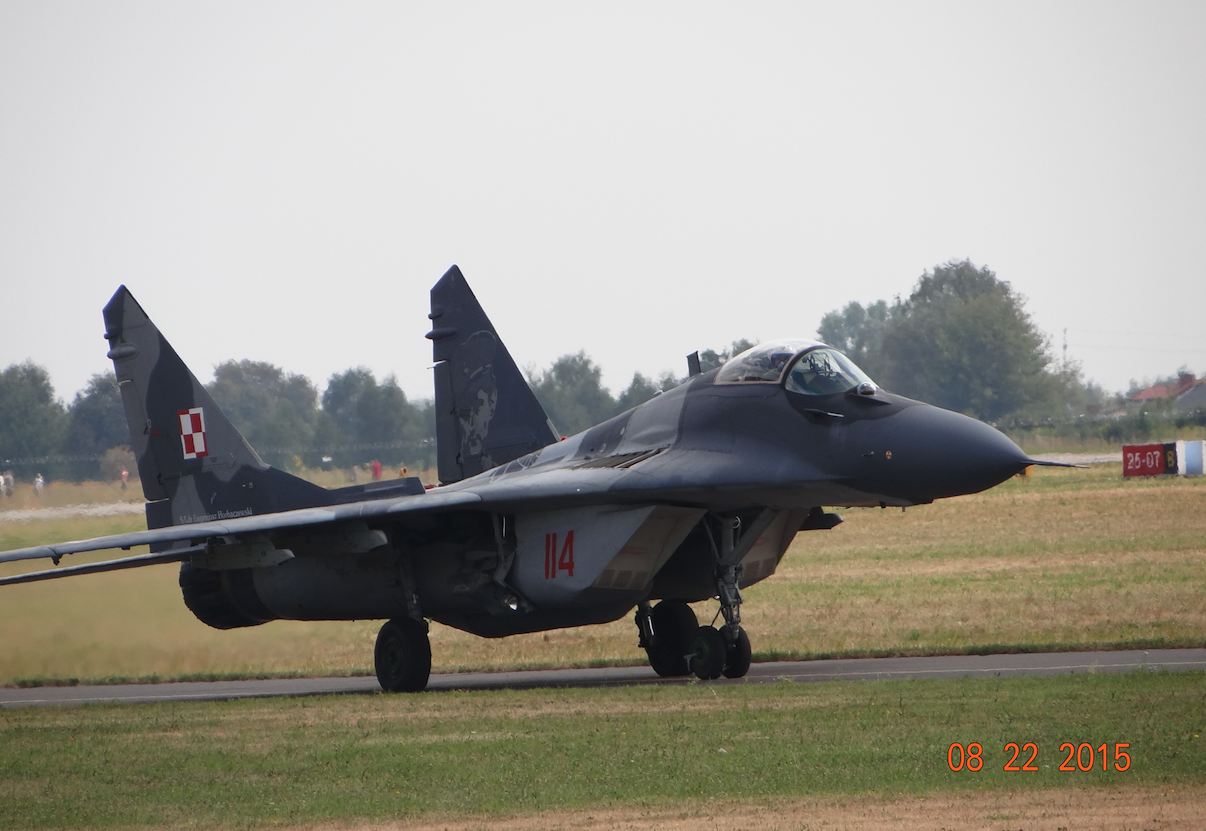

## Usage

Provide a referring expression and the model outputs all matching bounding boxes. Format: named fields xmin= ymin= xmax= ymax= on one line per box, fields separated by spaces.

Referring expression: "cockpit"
xmin=714 ymin=340 xmax=877 ymax=396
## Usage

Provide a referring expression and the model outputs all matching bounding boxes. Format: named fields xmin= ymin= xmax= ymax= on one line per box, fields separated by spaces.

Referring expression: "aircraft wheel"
xmin=646 ymin=601 xmax=697 ymax=677
xmin=689 ymin=625 xmax=726 ymax=680
xmin=722 ymin=626 xmax=752 ymax=679
xmin=374 ymin=618 xmax=432 ymax=692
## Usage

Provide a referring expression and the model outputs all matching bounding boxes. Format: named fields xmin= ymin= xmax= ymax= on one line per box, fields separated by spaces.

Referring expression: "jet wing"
xmin=0 ymin=488 xmax=481 ymax=585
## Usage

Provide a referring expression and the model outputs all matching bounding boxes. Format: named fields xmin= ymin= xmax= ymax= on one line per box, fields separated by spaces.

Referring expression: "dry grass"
xmin=0 ymin=480 xmax=143 ymax=513
xmin=0 ymin=465 xmax=440 ymax=514
xmin=289 ymin=464 xmax=441 ymax=489
xmin=750 ymin=465 xmax=1206 ymax=655
xmin=0 ymin=465 xmax=1203 ymax=684
xmin=1009 ymin=424 xmax=1206 ymax=455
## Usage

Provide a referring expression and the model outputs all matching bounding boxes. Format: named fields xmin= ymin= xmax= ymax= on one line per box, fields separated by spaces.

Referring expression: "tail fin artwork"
xmin=427 ymin=266 xmax=559 ymax=483
xmin=103 ymin=286 xmax=332 ymax=535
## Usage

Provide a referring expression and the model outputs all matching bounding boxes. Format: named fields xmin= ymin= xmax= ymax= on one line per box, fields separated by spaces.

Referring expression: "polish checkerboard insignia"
xmin=178 ymin=407 xmax=209 ymax=459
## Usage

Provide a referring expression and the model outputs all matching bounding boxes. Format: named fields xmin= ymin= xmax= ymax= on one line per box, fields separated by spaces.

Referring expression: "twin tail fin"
xmin=427 ymin=266 xmax=559 ymax=483
xmin=103 ymin=286 xmax=332 ymax=536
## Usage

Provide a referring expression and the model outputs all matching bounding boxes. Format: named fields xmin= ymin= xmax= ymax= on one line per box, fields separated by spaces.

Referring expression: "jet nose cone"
xmin=875 ymin=404 xmax=1030 ymax=503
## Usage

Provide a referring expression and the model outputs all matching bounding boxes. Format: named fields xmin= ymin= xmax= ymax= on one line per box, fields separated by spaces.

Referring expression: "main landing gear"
xmin=375 ymin=544 xmax=432 ymax=693
xmin=374 ymin=617 xmax=432 ymax=692
xmin=637 ymin=599 xmax=752 ymax=681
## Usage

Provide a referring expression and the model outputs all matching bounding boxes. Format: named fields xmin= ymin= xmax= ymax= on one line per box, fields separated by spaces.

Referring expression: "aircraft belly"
xmin=511 ymin=505 xmax=704 ymax=608
xmin=251 ymin=553 xmax=407 ymax=620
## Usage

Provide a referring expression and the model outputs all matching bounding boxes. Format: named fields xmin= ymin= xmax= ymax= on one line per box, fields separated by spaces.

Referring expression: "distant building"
xmin=1176 ymin=380 xmax=1206 ymax=410
xmin=1131 ymin=373 xmax=1197 ymax=403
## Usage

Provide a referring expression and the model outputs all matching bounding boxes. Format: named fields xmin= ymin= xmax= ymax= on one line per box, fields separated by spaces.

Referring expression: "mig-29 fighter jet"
xmin=0 ymin=266 xmax=1054 ymax=692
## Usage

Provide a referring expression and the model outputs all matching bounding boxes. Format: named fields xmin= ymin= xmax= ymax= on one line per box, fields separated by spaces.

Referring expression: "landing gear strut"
xmin=713 ymin=558 xmax=752 ymax=680
xmin=689 ymin=511 xmax=777 ymax=680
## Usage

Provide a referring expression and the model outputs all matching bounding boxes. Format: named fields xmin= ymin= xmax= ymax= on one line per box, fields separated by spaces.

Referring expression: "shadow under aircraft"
xmin=0 ymin=266 xmax=1064 ymax=691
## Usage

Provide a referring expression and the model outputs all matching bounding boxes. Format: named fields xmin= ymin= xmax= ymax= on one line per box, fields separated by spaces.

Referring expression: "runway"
xmin=3 ymin=647 xmax=1203 ymax=708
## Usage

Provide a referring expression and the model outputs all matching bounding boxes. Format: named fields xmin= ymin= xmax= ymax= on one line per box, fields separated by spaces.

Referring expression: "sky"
xmin=2 ymin=1 xmax=1204 ymax=406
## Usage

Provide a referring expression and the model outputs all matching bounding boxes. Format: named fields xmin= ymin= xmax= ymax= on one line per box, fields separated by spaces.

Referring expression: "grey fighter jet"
xmin=0 ymin=266 xmax=1056 ymax=691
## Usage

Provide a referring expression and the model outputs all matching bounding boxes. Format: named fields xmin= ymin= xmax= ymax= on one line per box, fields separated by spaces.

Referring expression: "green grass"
xmin=0 ymin=671 xmax=1202 ymax=829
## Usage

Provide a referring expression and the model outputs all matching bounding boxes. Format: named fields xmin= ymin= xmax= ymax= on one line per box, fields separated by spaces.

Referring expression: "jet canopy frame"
xmin=714 ymin=340 xmax=877 ymax=396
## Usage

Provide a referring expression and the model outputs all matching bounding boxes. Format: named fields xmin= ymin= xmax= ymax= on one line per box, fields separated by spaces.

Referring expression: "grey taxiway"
xmin=3 ymin=648 xmax=1202 ymax=708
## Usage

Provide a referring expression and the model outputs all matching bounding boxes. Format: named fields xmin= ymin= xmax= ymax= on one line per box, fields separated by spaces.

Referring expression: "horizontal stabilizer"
xmin=0 ymin=547 xmax=205 ymax=587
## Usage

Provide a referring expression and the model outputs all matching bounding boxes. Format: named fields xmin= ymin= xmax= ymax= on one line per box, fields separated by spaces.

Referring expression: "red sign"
xmin=1123 ymin=444 xmax=1166 ymax=477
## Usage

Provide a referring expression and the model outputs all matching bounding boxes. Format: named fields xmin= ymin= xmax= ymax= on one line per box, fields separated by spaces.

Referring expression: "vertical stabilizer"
xmin=103 ymin=286 xmax=331 ymax=533
xmin=427 ymin=266 xmax=559 ymax=483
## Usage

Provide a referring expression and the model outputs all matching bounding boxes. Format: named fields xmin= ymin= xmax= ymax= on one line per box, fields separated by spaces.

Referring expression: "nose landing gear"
xmin=688 ymin=624 xmax=726 ymax=679
xmin=637 ymin=599 xmax=753 ymax=681
xmin=639 ymin=510 xmax=771 ymax=681
xmin=721 ymin=623 xmax=752 ymax=679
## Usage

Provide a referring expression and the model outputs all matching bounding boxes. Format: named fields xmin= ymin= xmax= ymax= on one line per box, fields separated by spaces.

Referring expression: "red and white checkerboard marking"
xmin=178 ymin=407 xmax=209 ymax=459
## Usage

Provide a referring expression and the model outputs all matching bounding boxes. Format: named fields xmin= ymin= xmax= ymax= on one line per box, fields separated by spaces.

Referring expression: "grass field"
xmin=1 ymin=671 xmax=1203 ymax=829
xmin=1 ymin=464 xmax=1203 ymax=685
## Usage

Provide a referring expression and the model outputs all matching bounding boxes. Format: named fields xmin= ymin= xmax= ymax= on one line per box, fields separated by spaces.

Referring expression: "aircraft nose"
xmin=869 ymin=403 xmax=1031 ymax=503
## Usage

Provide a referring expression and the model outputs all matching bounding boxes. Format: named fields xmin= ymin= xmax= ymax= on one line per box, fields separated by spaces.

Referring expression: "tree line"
xmin=0 ymin=340 xmax=755 ymax=483
xmin=0 ymin=363 xmax=440 ymax=482
xmin=816 ymin=259 xmax=1114 ymax=424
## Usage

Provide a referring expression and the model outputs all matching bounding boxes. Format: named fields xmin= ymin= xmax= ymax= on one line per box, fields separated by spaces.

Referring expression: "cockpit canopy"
xmin=715 ymin=340 xmax=819 ymax=383
xmin=715 ymin=339 xmax=877 ymax=396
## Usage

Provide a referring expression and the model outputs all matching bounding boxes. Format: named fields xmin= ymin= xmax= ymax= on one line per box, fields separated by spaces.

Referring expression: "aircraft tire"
xmin=647 ymin=601 xmax=698 ymax=677
xmin=689 ymin=625 xmax=726 ymax=680
xmin=374 ymin=618 xmax=432 ymax=693
xmin=722 ymin=626 xmax=752 ymax=679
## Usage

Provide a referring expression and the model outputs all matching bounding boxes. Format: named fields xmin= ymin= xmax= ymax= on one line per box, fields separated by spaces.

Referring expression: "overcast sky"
xmin=3 ymin=2 xmax=1204 ymax=406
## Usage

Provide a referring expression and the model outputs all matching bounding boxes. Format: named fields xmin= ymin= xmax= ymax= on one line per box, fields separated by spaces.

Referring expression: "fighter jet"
xmin=0 ymin=266 xmax=1056 ymax=691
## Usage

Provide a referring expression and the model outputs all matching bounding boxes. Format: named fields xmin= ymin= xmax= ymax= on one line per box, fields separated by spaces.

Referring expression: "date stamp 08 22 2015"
xmin=947 ymin=742 xmax=1131 ymax=773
